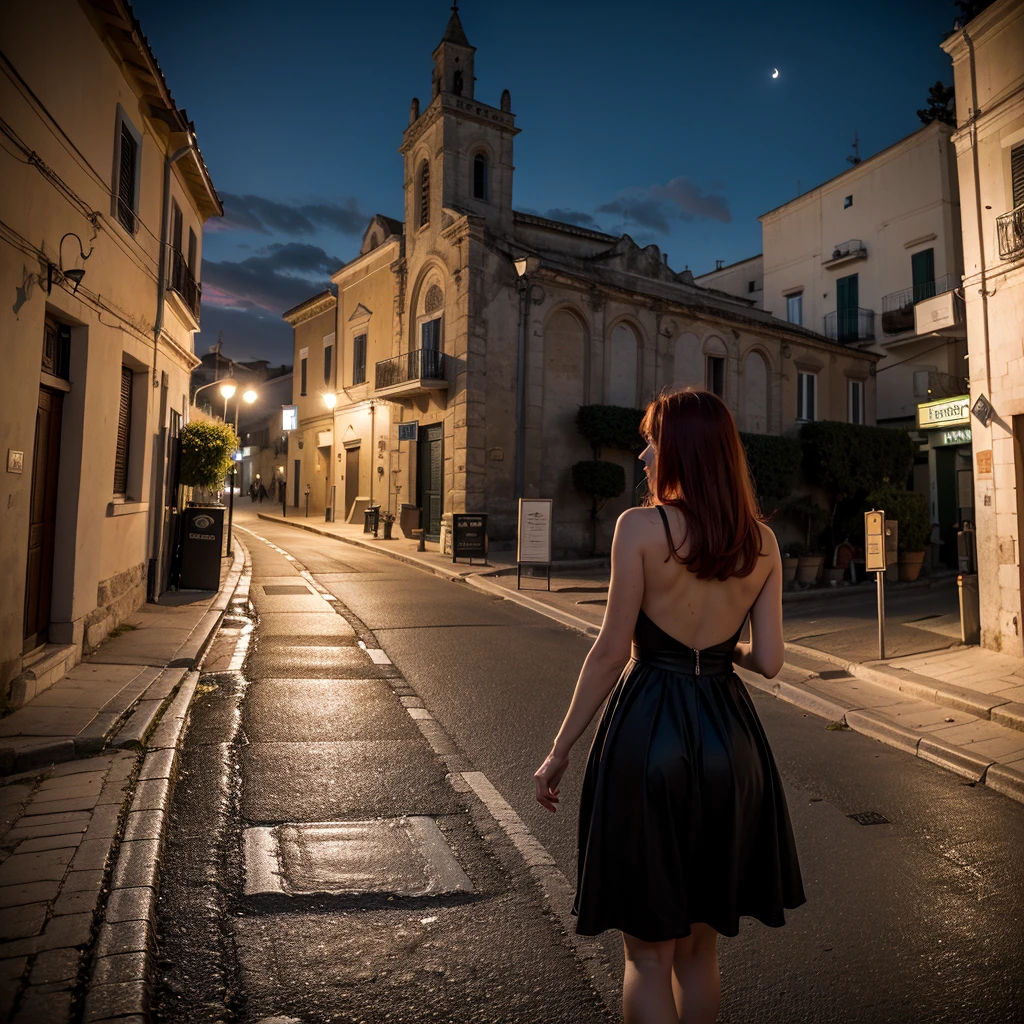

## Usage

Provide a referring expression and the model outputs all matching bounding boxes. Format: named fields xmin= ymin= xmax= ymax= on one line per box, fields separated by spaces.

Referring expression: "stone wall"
xmin=82 ymin=562 xmax=147 ymax=652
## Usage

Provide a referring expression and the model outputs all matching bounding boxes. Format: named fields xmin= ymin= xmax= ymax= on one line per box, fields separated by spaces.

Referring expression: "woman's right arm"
xmin=733 ymin=529 xmax=784 ymax=679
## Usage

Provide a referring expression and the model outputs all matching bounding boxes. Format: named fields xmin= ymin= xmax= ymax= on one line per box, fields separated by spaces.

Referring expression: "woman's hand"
xmin=534 ymin=750 xmax=570 ymax=813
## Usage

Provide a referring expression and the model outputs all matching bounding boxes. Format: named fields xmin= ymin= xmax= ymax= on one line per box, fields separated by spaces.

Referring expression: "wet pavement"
xmin=153 ymin=509 xmax=1024 ymax=1023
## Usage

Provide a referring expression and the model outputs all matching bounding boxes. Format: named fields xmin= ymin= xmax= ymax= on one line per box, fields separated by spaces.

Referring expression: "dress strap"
xmin=655 ymin=504 xmax=674 ymax=564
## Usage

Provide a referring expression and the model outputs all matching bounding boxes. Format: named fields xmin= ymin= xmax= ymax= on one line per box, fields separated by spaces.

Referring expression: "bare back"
xmin=638 ymin=504 xmax=776 ymax=649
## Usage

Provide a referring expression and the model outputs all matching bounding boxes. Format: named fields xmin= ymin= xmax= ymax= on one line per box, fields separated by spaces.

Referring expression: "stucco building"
xmin=943 ymin=0 xmax=1024 ymax=654
xmin=0 ymin=0 xmax=221 ymax=702
xmin=287 ymin=8 xmax=878 ymax=555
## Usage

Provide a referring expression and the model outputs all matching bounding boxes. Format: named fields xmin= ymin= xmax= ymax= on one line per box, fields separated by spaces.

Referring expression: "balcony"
xmin=881 ymin=274 xmax=958 ymax=335
xmin=822 ymin=239 xmax=867 ymax=268
xmin=375 ymin=347 xmax=448 ymax=397
xmin=997 ymin=204 xmax=1024 ymax=260
xmin=167 ymin=248 xmax=202 ymax=326
xmin=823 ymin=307 xmax=875 ymax=343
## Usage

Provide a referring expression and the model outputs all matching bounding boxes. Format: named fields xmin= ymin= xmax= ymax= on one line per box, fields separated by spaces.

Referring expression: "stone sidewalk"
xmin=0 ymin=544 xmax=246 ymax=1022
xmin=258 ymin=510 xmax=1024 ymax=807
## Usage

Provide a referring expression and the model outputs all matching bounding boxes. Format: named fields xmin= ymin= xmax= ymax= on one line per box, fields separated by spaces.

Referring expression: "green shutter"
xmin=912 ymin=248 xmax=935 ymax=303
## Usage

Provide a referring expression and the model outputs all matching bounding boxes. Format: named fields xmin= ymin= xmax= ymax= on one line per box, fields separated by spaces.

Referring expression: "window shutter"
xmin=353 ymin=334 xmax=367 ymax=385
xmin=188 ymin=227 xmax=197 ymax=271
xmin=117 ymin=125 xmax=137 ymax=231
xmin=300 ymin=358 xmax=307 ymax=396
xmin=113 ymin=366 xmax=133 ymax=495
xmin=1011 ymin=144 xmax=1024 ymax=210
xmin=172 ymin=202 xmax=183 ymax=253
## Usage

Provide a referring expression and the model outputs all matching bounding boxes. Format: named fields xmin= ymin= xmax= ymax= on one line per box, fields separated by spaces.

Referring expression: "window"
xmin=797 ymin=371 xmax=816 ymax=421
xmin=848 ymin=379 xmax=864 ymax=425
xmin=352 ymin=334 xmax=367 ymax=385
xmin=114 ymin=114 xmax=140 ymax=233
xmin=911 ymin=247 xmax=936 ymax=303
xmin=786 ymin=292 xmax=803 ymax=325
xmin=323 ymin=333 xmax=334 ymax=385
xmin=187 ymin=228 xmax=197 ymax=273
xmin=844 ymin=195 xmax=853 ymax=209
xmin=421 ymin=318 xmax=441 ymax=351
xmin=748 ymin=279 xmax=757 ymax=293
xmin=1011 ymin=143 xmax=1024 ymax=209
xmin=113 ymin=365 xmax=133 ymax=495
xmin=299 ymin=347 xmax=308 ymax=396
xmin=42 ymin=315 xmax=71 ymax=380
xmin=473 ymin=152 xmax=488 ymax=201
xmin=418 ymin=161 xmax=430 ymax=228
xmin=706 ymin=355 xmax=725 ymax=397
xmin=171 ymin=200 xmax=183 ymax=254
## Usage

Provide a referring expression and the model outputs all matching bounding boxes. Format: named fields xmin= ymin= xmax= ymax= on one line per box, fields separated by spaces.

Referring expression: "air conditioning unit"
xmin=914 ymin=290 xmax=965 ymax=334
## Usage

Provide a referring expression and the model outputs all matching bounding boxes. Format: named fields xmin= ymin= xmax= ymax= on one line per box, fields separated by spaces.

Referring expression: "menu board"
xmin=452 ymin=513 xmax=487 ymax=561
xmin=517 ymin=499 xmax=552 ymax=565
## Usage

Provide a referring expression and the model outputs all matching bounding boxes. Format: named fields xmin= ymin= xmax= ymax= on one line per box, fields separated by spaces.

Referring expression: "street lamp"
xmin=323 ymin=392 xmax=337 ymax=409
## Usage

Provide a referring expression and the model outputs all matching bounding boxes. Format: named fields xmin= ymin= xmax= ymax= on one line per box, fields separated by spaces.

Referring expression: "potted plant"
xmin=381 ymin=510 xmax=396 ymax=540
xmin=866 ymin=486 xmax=931 ymax=582
xmin=781 ymin=542 xmax=804 ymax=584
xmin=179 ymin=420 xmax=238 ymax=503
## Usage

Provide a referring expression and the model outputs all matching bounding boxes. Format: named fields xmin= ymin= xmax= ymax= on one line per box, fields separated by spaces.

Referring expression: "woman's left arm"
xmin=534 ymin=509 xmax=646 ymax=812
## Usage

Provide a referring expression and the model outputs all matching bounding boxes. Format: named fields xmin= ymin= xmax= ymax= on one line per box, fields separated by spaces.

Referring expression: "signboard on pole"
xmin=517 ymin=498 xmax=552 ymax=590
xmin=864 ymin=510 xmax=886 ymax=572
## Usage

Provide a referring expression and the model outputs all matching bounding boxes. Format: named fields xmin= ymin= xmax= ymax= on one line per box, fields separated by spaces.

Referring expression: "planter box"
xmin=898 ymin=550 xmax=926 ymax=582
xmin=796 ymin=555 xmax=824 ymax=584
xmin=782 ymin=557 xmax=799 ymax=584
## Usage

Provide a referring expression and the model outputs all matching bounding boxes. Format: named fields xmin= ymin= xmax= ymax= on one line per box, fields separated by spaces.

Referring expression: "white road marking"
xmin=460 ymin=771 xmax=555 ymax=869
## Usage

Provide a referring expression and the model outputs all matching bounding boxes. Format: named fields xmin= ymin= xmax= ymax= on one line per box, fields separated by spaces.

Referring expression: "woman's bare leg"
xmin=670 ymin=923 xmax=720 ymax=1023
xmin=621 ymin=932 xmax=679 ymax=1024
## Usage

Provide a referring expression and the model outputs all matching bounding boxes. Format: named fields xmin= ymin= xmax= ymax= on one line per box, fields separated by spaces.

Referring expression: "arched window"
xmin=607 ymin=323 xmax=639 ymax=407
xmin=673 ymin=332 xmax=702 ymax=389
xmin=418 ymin=161 xmax=430 ymax=228
xmin=473 ymin=152 xmax=488 ymax=201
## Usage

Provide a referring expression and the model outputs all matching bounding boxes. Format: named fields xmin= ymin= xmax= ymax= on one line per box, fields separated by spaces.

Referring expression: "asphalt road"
xmin=156 ymin=511 xmax=1023 ymax=1023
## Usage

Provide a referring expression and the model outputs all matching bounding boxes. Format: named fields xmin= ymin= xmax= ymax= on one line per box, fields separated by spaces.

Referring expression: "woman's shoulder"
xmin=756 ymin=522 xmax=781 ymax=563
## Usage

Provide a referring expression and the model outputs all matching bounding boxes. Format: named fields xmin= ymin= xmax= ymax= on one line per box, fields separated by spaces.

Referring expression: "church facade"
xmin=288 ymin=7 xmax=879 ymax=556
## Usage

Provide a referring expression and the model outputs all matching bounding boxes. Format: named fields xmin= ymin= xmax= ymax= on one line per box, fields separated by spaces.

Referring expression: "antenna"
xmin=846 ymin=130 xmax=861 ymax=166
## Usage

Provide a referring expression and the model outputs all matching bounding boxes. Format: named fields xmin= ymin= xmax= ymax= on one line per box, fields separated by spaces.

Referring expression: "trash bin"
xmin=179 ymin=506 xmax=224 ymax=590
xmin=958 ymin=573 xmax=980 ymax=645
xmin=363 ymin=505 xmax=380 ymax=534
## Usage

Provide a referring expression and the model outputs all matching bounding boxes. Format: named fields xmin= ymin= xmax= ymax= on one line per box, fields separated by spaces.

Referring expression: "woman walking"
xmin=535 ymin=388 xmax=805 ymax=1023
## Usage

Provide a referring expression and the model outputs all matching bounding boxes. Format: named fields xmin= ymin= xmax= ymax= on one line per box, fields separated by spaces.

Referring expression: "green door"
xmin=836 ymin=273 xmax=858 ymax=341
xmin=417 ymin=423 xmax=444 ymax=541
xmin=912 ymin=248 xmax=935 ymax=303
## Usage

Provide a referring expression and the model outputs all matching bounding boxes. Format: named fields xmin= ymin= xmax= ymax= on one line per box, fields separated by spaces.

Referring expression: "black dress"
xmin=573 ymin=506 xmax=806 ymax=942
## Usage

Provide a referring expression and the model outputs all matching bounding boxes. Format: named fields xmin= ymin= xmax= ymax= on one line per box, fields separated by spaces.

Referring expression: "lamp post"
xmin=323 ymin=392 xmax=337 ymax=521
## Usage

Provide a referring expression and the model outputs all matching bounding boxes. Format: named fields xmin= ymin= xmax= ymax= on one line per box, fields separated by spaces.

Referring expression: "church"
xmin=285 ymin=5 xmax=878 ymax=556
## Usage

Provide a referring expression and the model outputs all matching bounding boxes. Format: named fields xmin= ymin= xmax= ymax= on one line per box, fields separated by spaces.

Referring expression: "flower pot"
xmin=795 ymin=555 xmax=824 ymax=583
xmin=383 ymin=520 xmax=394 ymax=540
xmin=782 ymin=557 xmax=799 ymax=583
xmin=898 ymin=550 xmax=925 ymax=582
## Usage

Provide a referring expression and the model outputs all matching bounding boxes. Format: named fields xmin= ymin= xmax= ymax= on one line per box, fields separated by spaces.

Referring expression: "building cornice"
xmin=513 ymin=210 xmax=619 ymax=244
xmin=401 ymin=92 xmax=518 ymax=154
xmin=282 ymin=289 xmax=336 ymax=325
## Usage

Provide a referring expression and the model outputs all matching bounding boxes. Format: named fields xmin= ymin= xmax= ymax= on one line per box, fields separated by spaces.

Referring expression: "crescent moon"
xmin=772 ymin=68 xmax=779 ymax=79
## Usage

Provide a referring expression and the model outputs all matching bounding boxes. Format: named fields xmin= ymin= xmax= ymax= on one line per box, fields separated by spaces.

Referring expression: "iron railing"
xmin=823 ymin=307 xmax=875 ymax=342
xmin=881 ymin=274 xmax=959 ymax=334
xmin=826 ymin=239 xmax=866 ymax=262
xmin=375 ymin=347 xmax=446 ymax=390
xmin=997 ymin=204 xmax=1024 ymax=260
xmin=168 ymin=249 xmax=202 ymax=321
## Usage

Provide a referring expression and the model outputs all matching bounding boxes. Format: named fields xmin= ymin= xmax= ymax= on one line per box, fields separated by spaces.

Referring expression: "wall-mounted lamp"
xmin=48 ymin=232 xmax=94 ymax=295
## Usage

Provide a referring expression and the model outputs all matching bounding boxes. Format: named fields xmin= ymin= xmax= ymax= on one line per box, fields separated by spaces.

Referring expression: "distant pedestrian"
xmin=258 ymin=482 xmax=267 ymax=503
xmin=535 ymin=388 xmax=804 ymax=1023
xmin=269 ymin=478 xmax=277 ymax=501
xmin=248 ymin=483 xmax=257 ymax=503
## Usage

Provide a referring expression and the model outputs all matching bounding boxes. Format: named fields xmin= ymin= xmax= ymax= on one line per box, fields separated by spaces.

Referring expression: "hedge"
xmin=572 ymin=460 xmax=626 ymax=501
xmin=575 ymin=405 xmax=645 ymax=455
xmin=800 ymin=420 xmax=914 ymax=500
xmin=740 ymin=433 xmax=802 ymax=512
xmin=866 ymin=485 xmax=931 ymax=552
xmin=179 ymin=420 xmax=239 ymax=490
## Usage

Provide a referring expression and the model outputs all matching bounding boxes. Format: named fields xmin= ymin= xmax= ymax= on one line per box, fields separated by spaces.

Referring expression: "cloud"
xmin=213 ymin=193 xmax=368 ymax=236
xmin=202 ymin=242 xmax=342 ymax=314
xmin=597 ymin=176 xmax=731 ymax=234
xmin=195 ymin=304 xmax=295 ymax=365
xmin=545 ymin=208 xmax=601 ymax=229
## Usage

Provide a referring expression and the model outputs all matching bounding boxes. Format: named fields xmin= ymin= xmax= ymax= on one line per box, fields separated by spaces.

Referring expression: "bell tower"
xmin=401 ymin=4 xmax=519 ymax=242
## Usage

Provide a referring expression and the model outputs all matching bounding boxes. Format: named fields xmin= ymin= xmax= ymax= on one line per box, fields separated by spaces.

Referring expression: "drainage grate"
xmin=848 ymin=811 xmax=890 ymax=826
xmin=262 ymin=585 xmax=313 ymax=596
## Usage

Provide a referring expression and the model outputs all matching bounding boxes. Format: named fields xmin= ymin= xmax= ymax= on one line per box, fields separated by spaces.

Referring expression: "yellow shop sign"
xmin=917 ymin=395 xmax=970 ymax=430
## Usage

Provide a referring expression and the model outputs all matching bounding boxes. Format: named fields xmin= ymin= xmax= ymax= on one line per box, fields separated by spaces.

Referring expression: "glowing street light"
xmin=243 ymin=388 xmax=258 ymax=405
xmin=323 ymin=392 xmax=337 ymax=409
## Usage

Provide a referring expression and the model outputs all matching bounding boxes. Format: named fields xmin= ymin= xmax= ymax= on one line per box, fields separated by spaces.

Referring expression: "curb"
xmin=81 ymin=537 xmax=250 ymax=1023
xmin=780 ymin=573 xmax=957 ymax=605
xmin=467 ymin=574 xmax=600 ymax=636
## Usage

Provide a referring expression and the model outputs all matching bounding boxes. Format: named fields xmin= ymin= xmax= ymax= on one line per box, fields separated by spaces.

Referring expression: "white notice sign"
xmin=517 ymin=498 xmax=552 ymax=565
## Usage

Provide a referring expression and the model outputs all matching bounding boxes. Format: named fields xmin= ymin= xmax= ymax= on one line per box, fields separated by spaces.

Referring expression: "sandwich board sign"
xmin=517 ymin=498 xmax=552 ymax=590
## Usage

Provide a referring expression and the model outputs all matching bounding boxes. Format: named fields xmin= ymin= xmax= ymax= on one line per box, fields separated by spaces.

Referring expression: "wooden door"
xmin=345 ymin=447 xmax=360 ymax=519
xmin=417 ymin=424 xmax=443 ymax=540
xmin=23 ymin=387 xmax=63 ymax=651
xmin=837 ymin=273 xmax=859 ymax=341
xmin=912 ymin=248 xmax=935 ymax=303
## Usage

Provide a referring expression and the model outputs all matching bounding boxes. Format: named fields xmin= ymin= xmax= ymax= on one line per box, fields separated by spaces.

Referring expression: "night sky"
xmin=132 ymin=0 xmax=959 ymax=365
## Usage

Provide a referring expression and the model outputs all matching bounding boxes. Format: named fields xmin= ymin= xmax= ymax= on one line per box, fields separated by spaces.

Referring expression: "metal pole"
xmin=282 ymin=479 xmax=286 ymax=518
xmin=876 ymin=570 xmax=886 ymax=660
xmin=227 ymin=464 xmax=235 ymax=556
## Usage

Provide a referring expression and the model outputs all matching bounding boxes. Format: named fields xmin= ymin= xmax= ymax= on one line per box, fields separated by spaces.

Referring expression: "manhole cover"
xmin=262 ymin=585 xmax=313 ymax=596
xmin=243 ymin=817 xmax=472 ymax=897
xmin=848 ymin=811 xmax=890 ymax=826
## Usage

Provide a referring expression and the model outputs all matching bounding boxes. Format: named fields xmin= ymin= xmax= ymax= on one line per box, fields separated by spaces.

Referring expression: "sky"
xmin=132 ymin=0 xmax=960 ymax=365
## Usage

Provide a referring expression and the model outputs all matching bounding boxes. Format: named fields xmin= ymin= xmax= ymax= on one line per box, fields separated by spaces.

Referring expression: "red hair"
xmin=640 ymin=387 xmax=765 ymax=580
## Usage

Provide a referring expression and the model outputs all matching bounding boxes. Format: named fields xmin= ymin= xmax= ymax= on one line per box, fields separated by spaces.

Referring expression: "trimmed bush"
xmin=179 ymin=420 xmax=239 ymax=490
xmin=866 ymin=486 xmax=931 ymax=552
xmin=800 ymin=420 xmax=914 ymax=500
xmin=576 ymin=405 xmax=645 ymax=455
xmin=572 ymin=460 xmax=626 ymax=501
xmin=740 ymin=433 xmax=802 ymax=512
